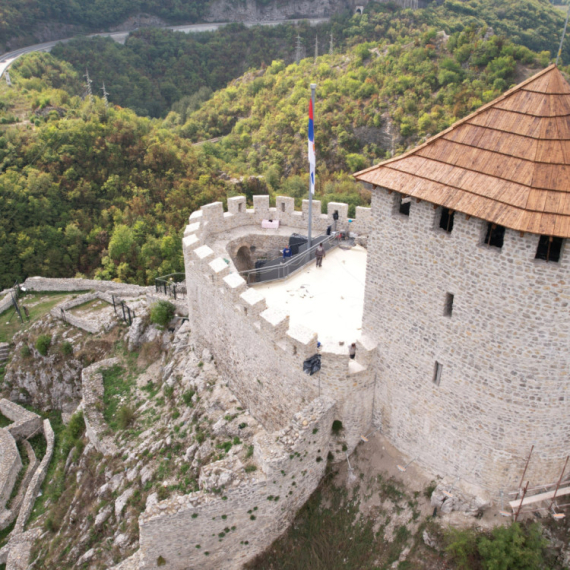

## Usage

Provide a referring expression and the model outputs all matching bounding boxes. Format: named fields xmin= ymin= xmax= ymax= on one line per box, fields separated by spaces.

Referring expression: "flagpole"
xmin=308 ymin=83 xmax=316 ymax=248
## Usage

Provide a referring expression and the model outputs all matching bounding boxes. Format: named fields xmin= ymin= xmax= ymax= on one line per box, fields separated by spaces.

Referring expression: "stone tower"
xmin=355 ymin=64 xmax=570 ymax=496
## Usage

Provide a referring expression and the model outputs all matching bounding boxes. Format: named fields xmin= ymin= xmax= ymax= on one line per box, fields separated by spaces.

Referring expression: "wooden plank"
xmin=509 ymin=485 xmax=570 ymax=509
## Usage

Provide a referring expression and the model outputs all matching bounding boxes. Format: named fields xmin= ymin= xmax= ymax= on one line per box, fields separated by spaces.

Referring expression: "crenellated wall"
xmin=182 ymin=195 xmax=375 ymax=445
xmin=364 ymin=187 xmax=570 ymax=496
xmin=185 ymin=195 xmax=371 ymax=242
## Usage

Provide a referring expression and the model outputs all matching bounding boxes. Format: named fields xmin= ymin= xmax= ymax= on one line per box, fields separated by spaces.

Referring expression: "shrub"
xmin=20 ymin=345 xmax=31 ymax=358
xmin=478 ymin=523 xmax=546 ymax=570
xmin=150 ymin=300 xmax=176 ymax=328
xmin=60 ymin=341 xmax=73 ymax=356
xmin=117 ymin=405 xmax=136 ymax=430
xmin=182 ymin=390 xmax=195 ymax=406
xmin=35 ymin=334 xmax=52 ymax=356
xmin=164 ymin=385 xmax=174 ymax=399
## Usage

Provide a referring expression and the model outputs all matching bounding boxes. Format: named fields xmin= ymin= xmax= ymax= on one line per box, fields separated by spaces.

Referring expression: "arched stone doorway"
xmin=234 ymin=245 xmax=254 ymax=272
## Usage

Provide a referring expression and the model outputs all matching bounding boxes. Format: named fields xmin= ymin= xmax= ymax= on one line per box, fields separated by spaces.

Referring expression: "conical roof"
xmin=355 ymin=65 xmax=570 ymax=238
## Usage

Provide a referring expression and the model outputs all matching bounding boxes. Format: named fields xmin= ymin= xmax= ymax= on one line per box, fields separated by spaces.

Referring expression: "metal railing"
xmin=155 ymin=273 xmax=187 ymax=300
xmin=239 ymin=232 xmax=342 ymax=285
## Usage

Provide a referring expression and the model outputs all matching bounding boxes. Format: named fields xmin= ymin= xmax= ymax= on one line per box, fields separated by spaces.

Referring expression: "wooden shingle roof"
xmin=354 ymin=65 xmax=570 ymax=238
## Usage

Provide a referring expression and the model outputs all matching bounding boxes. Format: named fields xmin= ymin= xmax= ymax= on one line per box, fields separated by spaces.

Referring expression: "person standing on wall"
xmin=315 ymin=243 xmax=325 ymax=267
xmin=349 ymin=343 xmax=356 ymax=359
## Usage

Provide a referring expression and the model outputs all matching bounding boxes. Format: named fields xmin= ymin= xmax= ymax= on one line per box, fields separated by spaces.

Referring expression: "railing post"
xmin=121 ymin=302 xmax=126 ymax=323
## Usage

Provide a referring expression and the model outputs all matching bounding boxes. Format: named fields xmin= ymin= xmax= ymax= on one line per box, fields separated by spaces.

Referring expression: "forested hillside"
xmin=0 ymin=0 xmax=568 ymax=290
xmin=49 ymin=0 xmax=570 ymax=120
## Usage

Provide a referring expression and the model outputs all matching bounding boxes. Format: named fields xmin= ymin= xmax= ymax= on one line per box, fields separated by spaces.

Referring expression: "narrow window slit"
xmin=444 ymin=293 xmax=454 ymax=317
xmin=433 ymin=362 xmax=443 ymax=386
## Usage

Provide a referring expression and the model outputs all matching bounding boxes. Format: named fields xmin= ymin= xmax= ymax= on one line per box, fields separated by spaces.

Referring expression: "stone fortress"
xmin=152 ymin=64 xmax=570 ymax=569
xmin=2 ymin=65 xmax=570 ymax=570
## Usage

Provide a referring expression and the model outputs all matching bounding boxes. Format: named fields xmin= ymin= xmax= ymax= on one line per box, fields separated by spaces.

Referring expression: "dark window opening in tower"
xmin=535 ymin=236 xmax=563 ymax=263
xmin=439 ymin=208 xmax=454 ymax=233
xmin=399 ymin=194 xmax=411 ymax=216
xmin=484 ymin=223 xmax=505 ymax=249
xmin=444 ymin=293 xmax=454 ymax=317
xmin=433 ymin=362 xmax=443 ymax=386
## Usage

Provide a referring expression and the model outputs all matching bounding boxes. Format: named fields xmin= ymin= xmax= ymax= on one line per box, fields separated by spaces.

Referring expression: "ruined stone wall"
xmin=182 ymin=196 xmax=374 ymax=442
xmin=138 ymin=397 xmax=336 ymax=570
xmin=81 ymin=359 xmax=120 ymax=457
xmin=22 ymin=277 xmax=152 ymax=297
xmin=0 ymin=290 xmax=14 ymax=316
xmin=50 ymin=292 xmax=116 ymax=334
xmin=14 ymin=419 xmax=54 ymax=534
xmin=0 ymin=400 xmax=42 ymax=440
xmin=364 ymin=188 xmax=570 ymax=495
xmin=0 ymin=429 xmax=21 ymax=511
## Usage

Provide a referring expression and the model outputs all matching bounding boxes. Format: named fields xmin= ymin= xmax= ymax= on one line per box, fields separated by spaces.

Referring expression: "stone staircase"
xmin=0 ymin=343 xmax=10 ymax=363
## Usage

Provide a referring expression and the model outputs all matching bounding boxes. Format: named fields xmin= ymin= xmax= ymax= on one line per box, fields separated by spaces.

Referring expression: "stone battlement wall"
xmin=365 ymin=187 xmax=570 ymax=495
xmin=184 ymin=195 xmax=371 ymax=242
xmin=182 ymin=196 xmax=376 ymax=450
xmin=138 ymin=397 xmax=336 ymax=570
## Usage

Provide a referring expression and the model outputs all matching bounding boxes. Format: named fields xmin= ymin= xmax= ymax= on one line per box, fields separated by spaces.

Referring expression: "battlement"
xmin=183 ymin=195 xmax=371 ymax=241
xmin=183 ymin=196 xmax=377 ymax=453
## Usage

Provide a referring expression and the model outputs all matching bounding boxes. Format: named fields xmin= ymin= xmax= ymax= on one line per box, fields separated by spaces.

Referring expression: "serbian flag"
xmin=308 ymin=98 xmax=316 ymax=194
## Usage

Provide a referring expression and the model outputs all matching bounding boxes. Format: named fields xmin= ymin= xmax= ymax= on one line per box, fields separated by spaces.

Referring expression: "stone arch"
xmin=355 ymin=6 xmax=364 ymax=14
xmin=234 ymin=245 xmax=254 ymax=272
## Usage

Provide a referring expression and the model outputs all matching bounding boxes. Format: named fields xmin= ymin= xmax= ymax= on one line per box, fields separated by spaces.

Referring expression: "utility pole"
xmin=557 ymin=1 xmax=570 ymax=65
xmin=329 ymin=31 xmax=334 ymax=55
xmin=295 ymin=34 xmax=303 ymax=64
xmin=101 ymin=83 xmax=109 ymax=108
xmin=84 ymin=69 xmax=93 ymax=103
xmin=314 ymin=34 xmax=319 ymax=63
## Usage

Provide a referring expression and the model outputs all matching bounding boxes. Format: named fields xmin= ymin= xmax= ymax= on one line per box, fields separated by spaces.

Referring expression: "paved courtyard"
xmin=254 ymin=245 xmax=367 ymax=348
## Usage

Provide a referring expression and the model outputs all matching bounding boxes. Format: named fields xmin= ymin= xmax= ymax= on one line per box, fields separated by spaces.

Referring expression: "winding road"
xmin=0 ymin=18 xmax=328 ymax=79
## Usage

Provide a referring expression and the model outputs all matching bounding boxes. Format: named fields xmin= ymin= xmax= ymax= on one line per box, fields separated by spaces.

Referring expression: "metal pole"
xmin=517 ymin=445 xmax=534 ymax=499
xmin=514 ymin=480 xmax=529 ymax=522
xmin=308 ymin=83 xmax=316 ymax=249
xmin=548 ymin=456 xmax=569 ymax=512
xmin=557 ymin=2 xmax=570 ymax=65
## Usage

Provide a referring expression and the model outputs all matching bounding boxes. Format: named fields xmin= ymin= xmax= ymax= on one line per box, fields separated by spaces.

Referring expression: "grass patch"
xmin=28 ymin=431 xmax=47 ymax=461
xmin=0 ymin=292 xmax=82 ymax=344
xmin=101 ymin=364 xmax=132 ymax=431
xmin=246 ymin=470 xmax=379 ymax=570
xmin=0 ymin=412 xmax=11 ymax=428
xmin=67 ymin=298 xmax=110 ymax=316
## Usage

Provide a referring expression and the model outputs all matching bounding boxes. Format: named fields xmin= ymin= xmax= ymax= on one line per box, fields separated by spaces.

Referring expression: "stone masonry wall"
xmin=82 ymin=359 xmax=120 ymax=457
xmin=14 ymin=419 xmax=54 ymax=534
xmin=364 ymin=187 xmax=570 ymax=496
xmin=0 ymin=429 xmax=21 ymax=511
xmin=23 ymin=277 xmax=152 ymax=297
xmin=0 ymin=400 xmax=42 ymax=441
xmin=138 ymin=397 xmax=336 ymax=570
xmin=0 ymin=290 xmax=14 ymax=316
xmin=182 ymin=196 xmax=375 ymax=445
xmin=50 ymin=292 xmax=116 ymax=334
